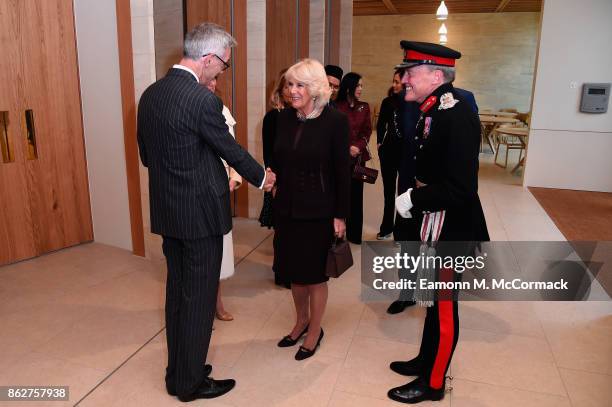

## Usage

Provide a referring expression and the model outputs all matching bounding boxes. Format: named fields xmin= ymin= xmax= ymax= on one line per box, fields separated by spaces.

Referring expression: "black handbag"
xmin=258 ymin=191 xmax=274 ymax=229
xmin=326 ymin=238 xmax=354 ymax=278
xmin=352 ymin=154 xmax=379 ymax=184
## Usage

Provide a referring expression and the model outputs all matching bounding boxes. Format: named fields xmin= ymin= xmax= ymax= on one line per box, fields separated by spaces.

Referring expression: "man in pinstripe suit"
xmin=137 ymin=23 xmax=275 ymax=402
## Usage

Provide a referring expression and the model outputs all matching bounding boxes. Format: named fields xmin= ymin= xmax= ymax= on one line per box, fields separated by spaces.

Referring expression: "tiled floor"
xmin=1 ymin=148 xmax=610 ymax=406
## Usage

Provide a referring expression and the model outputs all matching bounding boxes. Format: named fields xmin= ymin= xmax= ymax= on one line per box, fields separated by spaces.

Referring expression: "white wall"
xmin=339 ymin=0 xmax=352 ymax=71
xmin=73 ymin=0 xmax=133 ymax=250
xmin=247 ymin=0 xmax=267 ymax=218
xmin=309 ymin=0 xmax=325 ymax=62
xmin=525 ymin=0 xmax=612 ymax=192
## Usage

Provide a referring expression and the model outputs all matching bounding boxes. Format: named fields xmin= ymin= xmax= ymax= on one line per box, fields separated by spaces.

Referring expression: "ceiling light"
xmin=436 ymin=1 xmax=448 ymax=20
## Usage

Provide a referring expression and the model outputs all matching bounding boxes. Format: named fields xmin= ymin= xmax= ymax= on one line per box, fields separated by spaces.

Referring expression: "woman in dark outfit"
xmin=376 ymin=68 xmax=404 ymax=240
xmin=272 ymin=59 xmax=350 ymax=360
xmin=261 ymin=70 xmax=291 ymax=288
xmin=260 ymin=69 xmax=289 ymax=229
xmin=335 ymin=72 xmax=372 ymax=244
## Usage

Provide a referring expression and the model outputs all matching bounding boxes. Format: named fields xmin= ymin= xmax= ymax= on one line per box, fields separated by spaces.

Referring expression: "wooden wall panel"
xmin=325 ymin=0 xmax=341 ymax=66
xmin=116 ymin=0 xmax=145 ymax=256
xmin=185 ymin=0 xmax=249 ymax=216
xmin=19 ymin=0 xmax=93 ymax=254
xmin=266 ymin=0 xmax=310 ymax=102
xmin=185 ymin=0 xmax=233 ymax=111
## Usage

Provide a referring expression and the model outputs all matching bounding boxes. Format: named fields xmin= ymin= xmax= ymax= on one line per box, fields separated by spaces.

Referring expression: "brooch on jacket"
xmin=438 ymin=92 xmax=459 ymax=110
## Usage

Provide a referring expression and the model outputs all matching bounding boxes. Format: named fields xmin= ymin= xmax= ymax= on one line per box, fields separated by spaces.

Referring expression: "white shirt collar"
xmin=173 ymin=64 xmax=199 ymax=82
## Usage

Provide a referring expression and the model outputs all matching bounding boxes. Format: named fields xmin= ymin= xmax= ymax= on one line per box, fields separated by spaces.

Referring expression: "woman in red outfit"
xmin=335 ymin=72 xmax=372 ymax=244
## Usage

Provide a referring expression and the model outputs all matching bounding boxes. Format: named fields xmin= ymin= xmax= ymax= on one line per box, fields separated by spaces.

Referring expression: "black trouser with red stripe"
xmin=416 ymin=299 xmax=459 ymax=389
xmin=415 ymin=267 xmax=460 ymax=390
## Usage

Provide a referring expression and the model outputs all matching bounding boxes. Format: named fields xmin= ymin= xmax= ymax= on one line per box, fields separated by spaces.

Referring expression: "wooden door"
xmin=0 ymin=0 xmax=92 ymax=265
xmin=0 ymin=0 xmax=37 ymax=263
xmin=19 ymin=0 xmax=93 ymax=255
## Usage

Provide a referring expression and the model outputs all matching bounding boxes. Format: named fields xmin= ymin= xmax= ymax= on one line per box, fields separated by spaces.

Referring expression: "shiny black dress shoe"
xmin=390 ymin=358 xmax=423 ymax=376
xmin=386 ymin=300 xmax=416 ymax=315
xmin=387 ymin=377 xmax=445 ymax=404
xmin=295 ymin=328 xmax=324 ymax=360
xmin=277 ymin=324 xmax=309 ymax=347
xmin=166 ymin=364 xmax=212 ymax=396
xmin=177 ymin=377 xmax=236 ymax=402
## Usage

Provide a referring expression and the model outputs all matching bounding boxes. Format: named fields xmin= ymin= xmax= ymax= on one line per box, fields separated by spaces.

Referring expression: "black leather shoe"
xmin=387 ymin=300 xmax=416 ymax=315
xmin=277 ymin=324 xmax=309 ymax=347
xmin=295 ymin=328 xmax=324 ymax=360
xmin=177 ymin=377 xmax=236 ymax=402
xmin=390 ymin=358 xmax=423 ymax=376
xmin=166 ymin=364 xmax=212 ymax=396
xmin=387 ymin=378 xmax=445 ymax=404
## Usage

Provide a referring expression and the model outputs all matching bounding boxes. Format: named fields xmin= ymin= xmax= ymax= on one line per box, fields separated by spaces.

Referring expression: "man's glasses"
xmin=203 ymin=53 xmax=230 ymax=71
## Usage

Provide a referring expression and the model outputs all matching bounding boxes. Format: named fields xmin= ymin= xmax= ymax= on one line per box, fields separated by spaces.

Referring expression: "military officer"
xmin=389 ymin=41 xmax=489 ymax=404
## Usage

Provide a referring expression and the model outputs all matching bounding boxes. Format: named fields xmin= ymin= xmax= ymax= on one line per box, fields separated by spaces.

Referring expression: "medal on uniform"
xmin=423 ymin=117 xmax=432 ymax=139
xmin=439 ymin=92 xmax=459 ymax=110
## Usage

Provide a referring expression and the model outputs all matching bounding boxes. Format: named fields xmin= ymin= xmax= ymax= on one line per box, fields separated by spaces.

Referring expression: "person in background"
xmin=325 ymin=64 xmax=343 ymax=107
xmin=376 ymin=68 xmax=404 ymax=241
xmin=272 ymin=59 xmax=350 ymax=361
xmin=260 ymin=69 xmax=291 ymax=288
xmin=204 ymin=76 xmax=240 ymax=322
xmin=335 ymin=72 xmax=372 ymax=245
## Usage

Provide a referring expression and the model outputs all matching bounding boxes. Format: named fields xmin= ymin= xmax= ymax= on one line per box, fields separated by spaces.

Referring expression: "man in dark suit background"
xmin=137 ymin=22 xmax=275 ymax=402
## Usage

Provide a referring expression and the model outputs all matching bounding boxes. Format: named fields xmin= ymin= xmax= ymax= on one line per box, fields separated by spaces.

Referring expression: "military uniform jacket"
xmin=409 ymin=83 xmax=489 ymax=242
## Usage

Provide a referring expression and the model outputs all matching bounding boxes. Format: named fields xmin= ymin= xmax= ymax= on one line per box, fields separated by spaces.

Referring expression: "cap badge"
xmin=439 ymin=92 xmax=459 ymax=110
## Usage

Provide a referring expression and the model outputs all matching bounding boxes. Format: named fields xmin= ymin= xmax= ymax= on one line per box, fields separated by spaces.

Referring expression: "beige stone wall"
xmin=352 ymin=12 xmax=540 ymax=113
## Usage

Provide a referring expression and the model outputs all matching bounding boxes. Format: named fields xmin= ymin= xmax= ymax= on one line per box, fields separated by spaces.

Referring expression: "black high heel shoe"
xmin=295 ymin=328 xmax=324 ymax=360
xmin=277 ymin=324 xmax=309 ymax=347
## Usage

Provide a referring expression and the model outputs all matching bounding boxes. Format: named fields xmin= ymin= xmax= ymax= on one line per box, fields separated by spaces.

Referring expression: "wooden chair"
xmin=500 ymin=108 xmax=518 ymax=113
xmin=494 ymin=124 xmax=525 ymax=168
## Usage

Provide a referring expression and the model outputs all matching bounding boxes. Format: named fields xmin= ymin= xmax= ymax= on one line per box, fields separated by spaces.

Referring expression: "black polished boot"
xmin=387 ymin=377 xmax=445 ymax=404
xmin=386 ymin=300 xmax=416 ymax=314
xmin=390 ymin=357 xmax=423 ymax=376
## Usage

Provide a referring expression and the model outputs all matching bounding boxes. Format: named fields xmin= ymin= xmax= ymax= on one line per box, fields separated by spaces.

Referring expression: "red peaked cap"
xmin=396 ymin=41 xmax=461 ymax=69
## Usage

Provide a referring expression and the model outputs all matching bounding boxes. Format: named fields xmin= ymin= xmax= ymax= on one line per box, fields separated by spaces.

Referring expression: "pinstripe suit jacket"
xmin=137 ymin=68 xmax=265 ymax=239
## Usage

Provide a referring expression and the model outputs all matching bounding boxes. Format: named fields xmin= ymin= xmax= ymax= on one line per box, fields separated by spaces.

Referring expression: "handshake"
xmin=263 ymin=167 xmax=277 ymax=192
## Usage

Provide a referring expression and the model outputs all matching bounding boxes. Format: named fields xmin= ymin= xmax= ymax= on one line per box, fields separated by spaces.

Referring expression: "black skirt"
xmin=273 ymin=216 xmax=334 ymax=285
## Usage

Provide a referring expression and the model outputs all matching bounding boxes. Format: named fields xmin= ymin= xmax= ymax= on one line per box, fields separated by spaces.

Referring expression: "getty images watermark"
xmin=360 ymin=241 xmax=611 ymax=301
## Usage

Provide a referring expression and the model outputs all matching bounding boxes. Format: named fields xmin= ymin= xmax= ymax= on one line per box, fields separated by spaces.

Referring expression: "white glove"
xmin=395 ymin=188 xmax=414 ymax=218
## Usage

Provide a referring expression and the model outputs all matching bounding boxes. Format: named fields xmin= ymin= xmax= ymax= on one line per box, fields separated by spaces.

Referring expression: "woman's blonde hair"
xmin=284 ymin=59 xmax=331 ymax=111
xmin=269 ymin=68 xmax=288 ymax=110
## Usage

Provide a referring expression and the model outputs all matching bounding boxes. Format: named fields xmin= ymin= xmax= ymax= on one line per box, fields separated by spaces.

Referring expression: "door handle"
xmin=0 ymin=111 xmax=14 ymax=163
xmin=23 ymin=109 xmax=38 ymax=160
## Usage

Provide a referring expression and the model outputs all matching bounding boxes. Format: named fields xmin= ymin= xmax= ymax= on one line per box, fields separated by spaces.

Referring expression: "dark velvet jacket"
xmin=271 ymin=106 xmax=351 ymax=220
xmin=335 ymin=100 xmax=373 ymax=161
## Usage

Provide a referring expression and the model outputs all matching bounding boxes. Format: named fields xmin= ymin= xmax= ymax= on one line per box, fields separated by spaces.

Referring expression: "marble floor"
xmin=1 ymin=150 xmax=610 ymax=406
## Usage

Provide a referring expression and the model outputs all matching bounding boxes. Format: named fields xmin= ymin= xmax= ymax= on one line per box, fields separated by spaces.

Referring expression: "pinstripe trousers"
xmin=162 ymin=235 xmax=223 ymax=396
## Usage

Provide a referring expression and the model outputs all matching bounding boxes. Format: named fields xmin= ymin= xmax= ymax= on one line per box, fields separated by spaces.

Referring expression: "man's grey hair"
xmin=183 ymin=22 xmax=237 ymax=60
xmin=425 ymin=65 xmax=456 ymax=84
